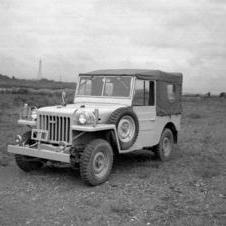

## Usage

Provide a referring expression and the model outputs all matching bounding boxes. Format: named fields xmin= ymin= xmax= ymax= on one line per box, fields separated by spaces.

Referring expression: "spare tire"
xmin=107 ymin=107 xmax=139 ymax=150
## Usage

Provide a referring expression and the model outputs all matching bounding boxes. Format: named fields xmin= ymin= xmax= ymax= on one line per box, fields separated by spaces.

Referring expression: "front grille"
xmin=38 ymin=115 xmax=71 ymax=143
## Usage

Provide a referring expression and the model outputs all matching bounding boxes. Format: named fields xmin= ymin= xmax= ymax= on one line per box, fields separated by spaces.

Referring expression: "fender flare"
xmin=71 ymin=124 xmax=121 ymax=153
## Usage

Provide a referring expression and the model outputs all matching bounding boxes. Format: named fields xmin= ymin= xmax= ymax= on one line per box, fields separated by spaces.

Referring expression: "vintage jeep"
xmin=8 ymin=69 xmax=183 ymax=185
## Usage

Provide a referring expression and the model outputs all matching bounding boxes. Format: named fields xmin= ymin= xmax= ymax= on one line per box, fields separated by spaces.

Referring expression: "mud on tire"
xmin=107 ymin=107 xmax=139 ymax=150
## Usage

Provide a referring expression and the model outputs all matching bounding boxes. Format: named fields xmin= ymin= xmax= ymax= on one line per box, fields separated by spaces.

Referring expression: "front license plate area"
xmin=31 ymin=129 xmax=49 ymax=142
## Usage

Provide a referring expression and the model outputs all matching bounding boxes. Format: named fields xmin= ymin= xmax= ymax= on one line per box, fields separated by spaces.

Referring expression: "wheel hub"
xmin=118 ymin=116 xmax=135 ymax=142
xmin=162 ymin=137 xmax=172 ymax=157
xmin=93 ymin=152 xmax=109 ymax=177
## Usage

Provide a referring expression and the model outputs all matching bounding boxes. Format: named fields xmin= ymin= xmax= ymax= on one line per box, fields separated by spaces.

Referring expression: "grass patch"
xmin=187 ymin=113 xmax=202 ymax=119
xmin=193 ymin=156 xmax=221 ymax=179
xmin=110 ymin=199 xmax=135 ymax=217
xmin=0 ymin=156 xmax=10 ymax=167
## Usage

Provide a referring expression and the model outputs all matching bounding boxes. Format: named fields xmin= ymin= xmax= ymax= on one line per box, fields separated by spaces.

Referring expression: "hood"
xmin=38 ymin=102 xmax=127 ymax=122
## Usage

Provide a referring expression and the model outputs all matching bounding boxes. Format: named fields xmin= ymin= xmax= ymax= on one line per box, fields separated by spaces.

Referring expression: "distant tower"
xmin=37 ymin=59 xmax=42 ymax=80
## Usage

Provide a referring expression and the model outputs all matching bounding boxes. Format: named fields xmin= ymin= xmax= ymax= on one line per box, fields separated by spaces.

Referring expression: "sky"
xmin=0 ymin=0 xmax=226 ymax=93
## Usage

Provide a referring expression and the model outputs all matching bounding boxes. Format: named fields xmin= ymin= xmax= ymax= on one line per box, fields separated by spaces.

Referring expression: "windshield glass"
xmin=77 ymin=76 xmax=132 ymax=97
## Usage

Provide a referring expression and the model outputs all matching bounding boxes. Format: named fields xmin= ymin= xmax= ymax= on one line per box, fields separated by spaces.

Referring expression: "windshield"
xmin=77 ymin=76 xmax=132 ymax=97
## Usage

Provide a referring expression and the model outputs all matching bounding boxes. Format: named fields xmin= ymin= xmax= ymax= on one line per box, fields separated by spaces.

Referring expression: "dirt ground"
xmin=0 ymin=94 xmax=226 ymax=226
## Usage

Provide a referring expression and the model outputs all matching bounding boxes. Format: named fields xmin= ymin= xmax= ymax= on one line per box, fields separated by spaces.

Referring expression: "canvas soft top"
xmin=80 ymin=69 xmax=182 ymax=84
xmin=80 ymin=69 xmax=183 ymax=116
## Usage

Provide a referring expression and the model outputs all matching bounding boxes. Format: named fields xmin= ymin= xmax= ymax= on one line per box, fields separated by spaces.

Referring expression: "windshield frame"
xmin=75 ymin=75 xmax=134 ymax=99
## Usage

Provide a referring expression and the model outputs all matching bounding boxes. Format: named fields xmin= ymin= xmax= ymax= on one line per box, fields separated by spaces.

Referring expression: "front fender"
xmin=71 ymin=124 xmax=121 ymax=152
xmin=18 ymin=119 xmax=36 ymax=127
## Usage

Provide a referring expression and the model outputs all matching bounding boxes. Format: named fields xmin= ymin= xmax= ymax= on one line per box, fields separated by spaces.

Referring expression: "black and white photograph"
xmin=0 ymin=0 xmax=225 ymax=225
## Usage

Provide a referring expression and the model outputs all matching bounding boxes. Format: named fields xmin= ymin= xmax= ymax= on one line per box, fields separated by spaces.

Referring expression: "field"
xmin=0 ymin=74 xmax=76 ymax=90
xmin=0 ymin=93 xmax=226 ymax=225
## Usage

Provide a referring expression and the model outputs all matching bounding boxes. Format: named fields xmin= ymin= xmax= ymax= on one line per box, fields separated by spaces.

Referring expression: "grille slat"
xmin=62 ymin=117 xmax=64 ymax=141
xmin=64 ymin=117 xmax=67 ymax=141
xmin=40 ymin=115 xmax=41 ymax=129
xmin=38 ymin=114 xmax=70 ymax=143
xmin=46 ymin=116 xmax=48 ymax=130
xmin=67 ymin=118 xmax=70 ymax=143
xmin=44 ymin=115 xmax=47 ymax=130
xmin=64 ymin=118 xmax=66 ymax=141
xmin=60 ymin=117 xmax=62 ymax=141
xmin=57 ymin=116 xmax=59 ymax=141
xmin=49 ymin=116 xmax=52 ymax=140
xmin=42 ymin=115 xmax=45 ymax=131
xmin=53 ymin=116 xmax=56 ymax=141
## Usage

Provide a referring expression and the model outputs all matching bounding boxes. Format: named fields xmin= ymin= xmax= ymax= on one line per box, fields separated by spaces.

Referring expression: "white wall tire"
xmin=80 ymin=139 xmax=113 ymax=186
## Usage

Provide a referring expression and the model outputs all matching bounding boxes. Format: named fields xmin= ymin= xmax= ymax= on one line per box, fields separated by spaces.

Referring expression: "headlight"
xmin=31 ymin=107 xmax=38 ymax=120
xmin=78 ymin=113 xmax=87 ymax=124
xmin=76 ymin=110 xmax=97 ymax=125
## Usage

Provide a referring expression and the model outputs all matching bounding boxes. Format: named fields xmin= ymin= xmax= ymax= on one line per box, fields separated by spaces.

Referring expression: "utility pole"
xmin=37 ymin=59 xmax=42 ymax=80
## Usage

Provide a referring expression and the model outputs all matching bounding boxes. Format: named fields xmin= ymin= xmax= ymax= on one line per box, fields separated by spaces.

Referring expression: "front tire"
xmin=15 ymin=155 xmax=43 ymax=172
xmin=155 ymin=128 xmax=174 ymax=161
xmin=15 ymin=131 xmax=43 ymax=172
xmin=80 ymin=139 xmax=113 ymax=186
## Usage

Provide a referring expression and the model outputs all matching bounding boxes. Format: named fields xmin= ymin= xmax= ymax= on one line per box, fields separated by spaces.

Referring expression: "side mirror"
xmin=62 ymin=91 xmax=66 ymax=106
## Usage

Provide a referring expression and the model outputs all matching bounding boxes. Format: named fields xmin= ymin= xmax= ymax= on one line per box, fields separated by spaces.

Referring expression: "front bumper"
xmin=7 ymin=145 xmax=70 ymax=163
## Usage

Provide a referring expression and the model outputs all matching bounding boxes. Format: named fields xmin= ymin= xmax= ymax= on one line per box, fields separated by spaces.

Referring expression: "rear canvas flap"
xmin=156 ymin=81 xmax=182 ymax=116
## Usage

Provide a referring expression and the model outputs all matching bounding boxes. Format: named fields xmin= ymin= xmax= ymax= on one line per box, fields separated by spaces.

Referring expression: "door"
xmin=132 ymin=79 xmax=158 ymax=148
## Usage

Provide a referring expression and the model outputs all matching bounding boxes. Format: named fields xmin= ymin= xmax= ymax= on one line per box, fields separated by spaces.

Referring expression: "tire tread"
xmin=80 ymin=139 xmax=113 ymax=186
xmin=155 ymin=128 xmax=174 ymax=161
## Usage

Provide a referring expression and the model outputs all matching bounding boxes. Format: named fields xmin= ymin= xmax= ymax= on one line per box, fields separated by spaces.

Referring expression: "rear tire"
xmin=80 ymin=139 xmax=113 ymax=186
xmin=155 ymin=128 xmax=174 ymax=161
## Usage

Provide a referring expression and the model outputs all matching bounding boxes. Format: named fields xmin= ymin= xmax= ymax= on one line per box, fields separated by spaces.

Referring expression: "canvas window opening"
xmin=133 ymin=79 xmax=155 ymax=106
xmin=167 ymin=83 xmax=176 ymax=102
